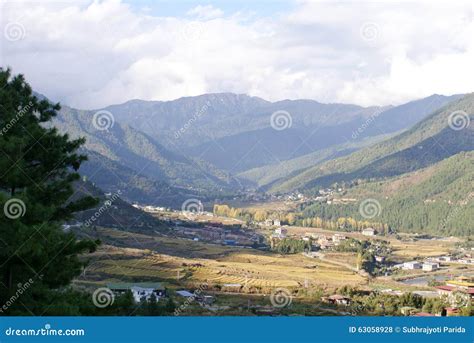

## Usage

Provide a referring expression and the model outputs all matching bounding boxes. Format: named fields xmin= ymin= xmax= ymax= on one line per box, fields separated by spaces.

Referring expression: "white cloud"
xmin=0 ymin=0 xmax=473 ymax=109
xmin=186 ymin=5 xmax=224 ymax=20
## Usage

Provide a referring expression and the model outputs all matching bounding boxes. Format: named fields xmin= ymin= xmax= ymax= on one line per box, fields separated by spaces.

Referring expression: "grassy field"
xmin=77 ymin=227 xmax=366 ymax=292
xmin=285 ymin=225 xmax=458 ymax=260
xmin=387 ymin=236 xmax=457 ymax=259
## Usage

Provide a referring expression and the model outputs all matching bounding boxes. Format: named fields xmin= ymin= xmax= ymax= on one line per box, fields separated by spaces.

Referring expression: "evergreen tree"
xmin=0 ymin=68 xmax=99 ymax=315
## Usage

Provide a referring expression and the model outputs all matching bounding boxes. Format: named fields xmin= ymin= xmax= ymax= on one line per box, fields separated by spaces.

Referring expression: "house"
xmin=361 ymin=228 xmax=376 ymax=236
xmin=273 ymin=219 xmax=281 ymax=226
xmin=107 ymin=282 xmax=166 ymax=303
xmin=436 ymin=256 xmax=453 ymax=262
xmin=403 ymin=261 xmax=422 ymax=270
xmin=325 ymin=295 xmax=351 ymax=306
xmin=274 ymin=227 xmax=287 ymax=239
xmin=332 ymin=234 xmax=347 ymax=244
xmin=200 ymin=295 xmax=215 ymax=305
xmin=422 ymin=262 xmax=439 ymax=271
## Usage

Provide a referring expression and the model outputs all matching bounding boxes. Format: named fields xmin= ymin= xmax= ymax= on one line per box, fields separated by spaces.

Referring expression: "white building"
xmin=108 ymin=282 xmax=166 ymax=303
xmin=403 ymin=261 xmax=422 ymax=270
xmin=332 ymin=234 xmax=347 ymax=244
xmin=361 ymin=228 xmax=376 ymax=236
xmin=422 ymin=262 xmax=439 ymax=271
xmin=274 ymin=227 xmax=287 ymax=238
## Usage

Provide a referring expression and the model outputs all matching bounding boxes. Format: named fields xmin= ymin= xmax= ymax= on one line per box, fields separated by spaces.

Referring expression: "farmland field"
xmin=76 ymin=227 xmax=366 ymax=292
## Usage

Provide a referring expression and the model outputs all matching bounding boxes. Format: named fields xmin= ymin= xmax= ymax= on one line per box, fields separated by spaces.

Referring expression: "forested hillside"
xmin=299 ymin=151 xmax=473 ymax=235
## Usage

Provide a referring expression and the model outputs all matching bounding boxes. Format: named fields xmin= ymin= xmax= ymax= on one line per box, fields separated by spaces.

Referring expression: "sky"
xmin=0 ymin=0 xmax=473 ymax=109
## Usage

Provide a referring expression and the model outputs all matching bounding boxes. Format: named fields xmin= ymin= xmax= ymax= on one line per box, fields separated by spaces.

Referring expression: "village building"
xmin=422 ymin=262 xmax=439 ymax=271
xmin=317 ymin=235 xmax=334 ymax=249
xmin=332 ymin=234 xmax=347 ymax=245
xmin=176 ymin=290 xmax=195 ymax=298
xmin=361 ymin=228 xmax=376 ymax=236
xmin=107 ymin=282 xmax=166 ymax=303
xmin=403 ymin=261 xmax=422 ymax=270
xmin=274 ymin=227 xmax=287 ymax=239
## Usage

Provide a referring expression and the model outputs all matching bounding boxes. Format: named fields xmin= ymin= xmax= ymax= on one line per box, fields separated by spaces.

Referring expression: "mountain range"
xmin=45 ymin=91 xmax=471 ymax=213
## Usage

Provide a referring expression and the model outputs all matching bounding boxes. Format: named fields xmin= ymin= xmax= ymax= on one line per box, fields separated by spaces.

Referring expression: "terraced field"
xmin=78 ymin=228 xmax=365 ymax=292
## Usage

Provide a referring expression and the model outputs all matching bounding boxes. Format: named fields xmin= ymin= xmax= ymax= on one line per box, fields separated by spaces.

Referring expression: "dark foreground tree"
xmin=0 ymin=68 xmax=99 ymax=315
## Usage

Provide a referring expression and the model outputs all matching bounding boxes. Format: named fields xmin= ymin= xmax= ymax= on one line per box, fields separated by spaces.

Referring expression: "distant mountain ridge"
xmin=273 ymin=93 xmax=474 ymax=193
xmin=51 ymin=104 xmax=242 ymax=206
xmin=39 ymin=90 xmax=466 ymax=207
xmin=100 ymin=92 xmax=462 ymax=173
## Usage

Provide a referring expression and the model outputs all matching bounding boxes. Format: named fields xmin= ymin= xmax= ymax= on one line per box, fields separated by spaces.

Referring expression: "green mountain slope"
xmin=300 ymin=151 xmax=473 ymax=235
xmin=237 ymin=133 xmax=394 ymax=188
xmin=274 ymin=93 xmax=474 ymax=193
xmin=53 ymin=105 xmax=242 ymax=198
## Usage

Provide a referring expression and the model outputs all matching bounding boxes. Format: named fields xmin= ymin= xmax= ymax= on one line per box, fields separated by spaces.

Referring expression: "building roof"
xmin=405 ymin=261 xmax=421 ymax=265
xmin=446 ymin=280 xmax=474 ymax=287
xmin=176 ymin=290 xmax=195 ymax=297
xmin=435 ymin=285 xmax=455 ymax=292
xmin=107 ymin=282 xmax=165 ymax=290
